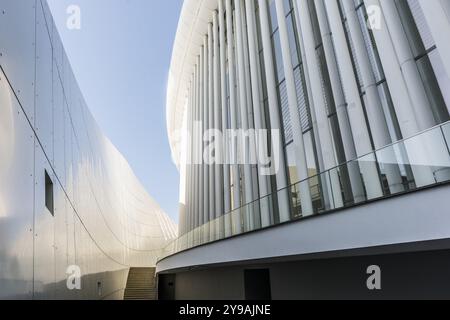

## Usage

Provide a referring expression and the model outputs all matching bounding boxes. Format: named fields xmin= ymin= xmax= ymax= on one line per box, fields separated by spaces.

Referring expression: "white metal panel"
xmin=52 ymin=18 xmax=64 ymax=74
xmin=0 ymin=72 xmax=34 ymax=299
xmin=33 ymin=146 xmax=56 ymax=299
xmin=0 ymin=0 xmax=36 ymax=120
xmin=35 ymin=2 xmax=54 ymax=159
xmin=53 ymin=60 xmax=66 ymax=184
xmin=40 ymin=0 xmax=54 ymax=44
xmin=53 ymin=183 xmax=68 ymax=298
xmin=0 ymin=0 xmax=177 ymax=299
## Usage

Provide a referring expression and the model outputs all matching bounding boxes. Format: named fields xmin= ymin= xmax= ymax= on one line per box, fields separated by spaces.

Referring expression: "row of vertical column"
xmin=182 ymin=0 xmax=450 ymax=235
xmin=183 ymin=0 xmax=291 ymax=234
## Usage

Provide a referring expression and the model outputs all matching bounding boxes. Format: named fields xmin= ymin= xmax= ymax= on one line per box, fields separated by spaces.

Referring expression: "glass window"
xmin=285 ymin=143 xmax=298 ymax=185
xmin=272 ymin=31 xmax=285 ymax=82
xmin=286 ymin=14 xmax=299 ymax=67
xmin=428 ymin=50 xmax=450 ymax=112
xmin=269 ymin=0 xmax=278 ymax=32
xmin=278 ymin=80 xmax=293 ymax=143
xmin=304 ymin=131 xmax=318 ymax=176
xmin=416 ymin=54 xmax=450 ymax=123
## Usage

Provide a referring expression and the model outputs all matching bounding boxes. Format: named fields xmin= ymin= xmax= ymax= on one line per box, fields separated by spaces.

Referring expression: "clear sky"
xmin=47 ymin=0 xmax=183 ymax=222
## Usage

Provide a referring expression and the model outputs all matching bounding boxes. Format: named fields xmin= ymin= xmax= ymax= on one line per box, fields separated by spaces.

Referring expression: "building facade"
xmin=161 ymin=0 xmax=450 ymax=299
xmin=0 ymin=0 xmax=176 ymax=299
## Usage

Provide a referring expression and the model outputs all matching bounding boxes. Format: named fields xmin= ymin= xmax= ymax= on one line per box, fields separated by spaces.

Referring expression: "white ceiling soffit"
xmin=166 ymin=0 xmax=218 ymax=168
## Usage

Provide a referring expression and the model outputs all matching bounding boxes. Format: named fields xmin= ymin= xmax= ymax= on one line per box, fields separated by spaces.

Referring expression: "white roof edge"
xmin=166 ymin=0 xmax=218 ymax=169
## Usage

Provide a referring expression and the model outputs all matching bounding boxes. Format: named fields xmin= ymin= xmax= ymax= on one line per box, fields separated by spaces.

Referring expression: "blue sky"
xmin=47 ymin=0 xmax=183 ymax=222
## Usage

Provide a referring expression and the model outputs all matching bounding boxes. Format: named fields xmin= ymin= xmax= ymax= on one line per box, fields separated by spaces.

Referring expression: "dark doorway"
xmin=158 ymin=274 xmax=176 ymax=300
xmin=244 ymin=269 xmax=271 ymax=300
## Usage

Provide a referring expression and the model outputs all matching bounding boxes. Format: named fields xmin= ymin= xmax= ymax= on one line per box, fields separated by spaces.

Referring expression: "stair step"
xmin=127 ymin=279 xmax=155 ymax=282
xmin=124 ymin=268 xmax=158 ymax=301
xmin=126 ymin=286 xmax=154 ymax=288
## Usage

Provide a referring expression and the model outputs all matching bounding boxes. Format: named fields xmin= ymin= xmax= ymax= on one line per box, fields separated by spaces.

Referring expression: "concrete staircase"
xmin=124 ymin=268 xmax=157 ymax=300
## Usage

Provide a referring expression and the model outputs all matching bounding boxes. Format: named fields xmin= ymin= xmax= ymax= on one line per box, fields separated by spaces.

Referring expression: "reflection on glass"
xmin=160 ymin=122 xmax=450 ymax=261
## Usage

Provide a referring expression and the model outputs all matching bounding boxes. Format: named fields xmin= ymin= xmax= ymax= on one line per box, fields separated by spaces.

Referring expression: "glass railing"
xmin=158 ymin=121 xmax=450 ymax=261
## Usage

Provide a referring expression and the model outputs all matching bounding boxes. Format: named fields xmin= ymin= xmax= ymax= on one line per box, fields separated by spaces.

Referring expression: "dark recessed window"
xmin=45 ymin=170 xmax=54 ymax=216
xmin=244 ymin=269 xmax=272 ymax=300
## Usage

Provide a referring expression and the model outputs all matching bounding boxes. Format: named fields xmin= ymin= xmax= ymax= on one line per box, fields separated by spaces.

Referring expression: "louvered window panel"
xmin=279 ymin=81 xmax=293 ymax=143
xmin=294 ymin=66 xmax=311 ymax=132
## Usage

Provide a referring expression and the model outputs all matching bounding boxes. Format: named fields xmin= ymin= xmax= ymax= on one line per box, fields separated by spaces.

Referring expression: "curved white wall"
xmin=0 ymin=0 xmax=176 ymax=299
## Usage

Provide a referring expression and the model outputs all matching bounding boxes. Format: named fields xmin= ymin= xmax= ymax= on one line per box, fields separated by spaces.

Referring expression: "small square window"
xmin=45 ymin=170 xmax=54 ymax=216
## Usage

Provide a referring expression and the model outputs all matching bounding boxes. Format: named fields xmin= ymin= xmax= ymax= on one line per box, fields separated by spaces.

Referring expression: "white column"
xmin=219 ymin=0 xmax=231 ymax=237
xmin=320 ymin=0 xmax=383 ymax=201
xmin=219 ymin=0 xmax=231 ymax=214
xmin=186 ymin=79 xmax=193 ymax=235
xmin=193 ymin=62 xmax=199 ymax=232
xmin=198 ymin=50 xmax=204 ymax=228
xmin=245 ymin=0 xmax=272 ymax=227
xmin=341 ymin=0 xmax=404 ymax=194
xmin=365 ymin=0 xmax=435 ymax=188
xmin=418 ymin=0 xmax=450 ymax=87
xmin=202 ymin=37 xmax=210 ymax=232
xmin=208 ymin=24 xmax=216 ymax=239
xmin=235 ymin=0 xmax=255 ymax=230
xmin=192 ymin=72 xmax=198 ymax=241
xmin=197 ymin=67 xmax=204 ymax=238
xmin=275 ymin=0 xmax=314 ymax=216
xmin=213 ymin=11 xmax=224 ymax=227
xmin=313 ymin=0 xmax=366 ymax=203
xmin=195 ymin=67 xmax=202 ymax=233
xmin=194 ymin=71 xmax=200 ymax=234
xmin=226 ymin=0 xmax=242 ymax=235
xmin=240 ymin=0 xmax=261 ymax=212
xmin=292 ymin=0 xmax=333 ymax=210
xmin=190 ymin=72 xmax=196 ymax=235
xmin=187 ymin=78 xmax=194 ymax=235
xmin=296 ymin=0 xmax=344 ymax=209
xmin=379 ymin=0 xmax=435 ymax=131
xmin=364 ymin=0 xmax=421 ymax=138
xmin=258 ymin=0 xmax=291 ymax=223
xmin=365 ymin=1 xmax=418 ymax=137
xmin=188 ymin=73 xmax=192 ymax=236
